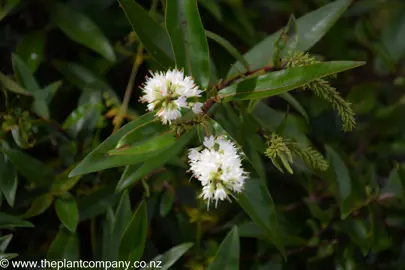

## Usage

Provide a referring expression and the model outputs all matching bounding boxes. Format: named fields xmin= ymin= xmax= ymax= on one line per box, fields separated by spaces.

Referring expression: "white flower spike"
xmin=188 ymin=136 xmax=248 ymax=209
xmin=140 ymin=69 xmax=203 ymax=124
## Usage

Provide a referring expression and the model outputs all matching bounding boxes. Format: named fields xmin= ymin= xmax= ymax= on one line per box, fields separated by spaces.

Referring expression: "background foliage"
xmin=1 ymin=0 xmax=405 ymax=269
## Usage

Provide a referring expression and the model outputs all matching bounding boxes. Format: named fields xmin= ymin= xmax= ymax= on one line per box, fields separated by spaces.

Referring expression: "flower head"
xmin=140 ymin=69 xmax=203 ymax=124
xmin=188 ymin=136 xmax=248 ymax=208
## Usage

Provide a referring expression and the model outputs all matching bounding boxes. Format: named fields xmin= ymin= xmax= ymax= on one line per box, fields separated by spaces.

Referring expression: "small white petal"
xmin=192 ymin=102 xmax=203 ymax=114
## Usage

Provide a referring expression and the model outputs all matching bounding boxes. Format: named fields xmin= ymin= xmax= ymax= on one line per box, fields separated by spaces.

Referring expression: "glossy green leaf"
xmin=0 ymin=234 xmax=13 ymax=253
xmin=0 ymin=212 xmax=33 ymax=229
xmin=0 ymin=153 xmax=18 ymax=207
xmin=326 ymin=146 xmax=357 ymax=219
xmin=116 ymin=127 xmax=196 ymax=191
xmin=43 ymin=80 xmax=63 ymax=105
xmin=50 ymin=2 xmax=115 ymax=62
xmin=166 ymin=0 xmax=210 ymax=88
xmin=0 ymin=72 xmax=31 ymax=96
xmin=55 ymin=193 xmax=79 ymax=232
xmin=219 ymin=62 xmax=365 ymax=101
xmin=118 ymin=0 xmax=174 ymax=68
xmin=228 ymin=0 xmax=352 ymax=76
xmin=236 ymin=179 xmax=285 ymax=256
xmin=51 ymin=167 xmax=81 ymax=193
xmin=1 ymin=148 xmax=53 ymax=187
xmin=151 ymin=242 xmax=193 ymax=270
xmin=23 ymin=194 xmax=53 ymax=218
xmin=47 ymin=227 xmax=80 ymax=261
xmin=160 ymin=191 xmax=174 ymax=217
xmin=207 ymin=227 xmax=240 ymax=270
xmin=381 ymin=168 xmax=405 ymax=202
xmin=119 ymin=201 xmax=147 ymax=261
xmin=69 ymin=112 xmax=156 ymax=177
xmin=109 ymin=132 xmax=176 ymax=156
xmin=206 ymin=30 xmax=249 ymax=72
xmin=109 ymin=191 xmax=132 ymax=260
xmin=273 ymin=15 xmax=298 ymax=67
xmin=16 ymin=31 xmax=46 ymax=73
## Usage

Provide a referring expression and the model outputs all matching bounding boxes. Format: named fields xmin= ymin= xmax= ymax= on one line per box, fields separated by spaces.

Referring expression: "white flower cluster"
xmin=140 ymin=69 xmax=204 ymax=124
xmin=188 ymin=136 xmax=248 ymax=208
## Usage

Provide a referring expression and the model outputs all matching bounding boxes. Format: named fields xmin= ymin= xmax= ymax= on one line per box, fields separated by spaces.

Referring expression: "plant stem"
xmin=113 ymin=44 xmax=144 ymax=133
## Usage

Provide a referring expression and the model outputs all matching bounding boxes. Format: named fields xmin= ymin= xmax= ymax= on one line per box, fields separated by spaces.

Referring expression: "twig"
xmin=113 ymin=44 xmax=144 ymax=133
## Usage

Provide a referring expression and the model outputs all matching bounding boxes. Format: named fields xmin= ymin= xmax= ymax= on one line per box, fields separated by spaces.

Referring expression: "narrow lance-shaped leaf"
xmin=236 ymin=179 xmax=285 ymax=257
xmin=207 ymin=227 xmax=240 ymax=270
xmin=228 ymin=0 xmax=352 ymax=77
xmin=150 ymin=243 xmax=194 ymax=270
xmin=219 ymin=61 xmax=365 ymax=101
xmin=47 ymin=228 xmax=80 ymax=261
xmin=16 ymin=31 xmax=46 ymax=73
xmin=55 ymin=193 xmax=79 ymax=232
xmin=119 ymin=201 xmax=147 ymax=261
xmin=118 ymin=0 xmax=174 ymax=68
xmin=0 ymin=153 xmax=18 ymax=207
xmin=166 ymin=0 xmax=210 ymax=88
xmin=49 ymin=2 xmax=116 ymax=62
xmin=23 ymin=194 xmax=54 ymax=218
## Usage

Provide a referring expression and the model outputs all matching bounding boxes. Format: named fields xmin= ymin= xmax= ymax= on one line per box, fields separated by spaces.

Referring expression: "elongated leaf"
xmin=109 ymin=191 xmax=132 ymax=260
xmin=55 ymin=193 xmax=79 ymax=232
xmin=228 ymin=0 xmax=352 ymax=76
xmin=0 ymin=72 xmax=31 ymax=96
xmin=166 ymin=0 xmax=210 ymax=88
xmin=206 ymin=30 xmax=249 ymax=72
xmin=236 ymin=179 xmax=285 ymax=256
xmin=279 ymin=92 xmax=309 ymax=122
xmin=118 ymin=0 xmax=174 ymax=68
xmin=160 ymin=191 xmax=174 ymax=217
xmin=43 ymin=80 xmax=63 ymax=105
xmin=119 ymin=201 xmax=147 ymax=261
xmin=0 ymin=153 xmax=18 ymax=207
xmin=1 ymin=148 xmax=53 ymax=187
xmin=109 ymin=132 xmax=176 ymax=156
xmin=16 ymin=31 xmax=46 ymax=73
xmin=151 ymin=243 xmax=194 ymax=270
xmin=50 ymin=2 xmax=115 ymax=62
xmin=51 ymin=167 xmax=81 ymax=193
xmin=219 ymin=61 xmax=365 ymax=101
xmin=23 ymin=194 xmax=53 ymax=218
xmin=0 ymin=212 xmax=33 ymax=229
xmin=207 ymin=227 xmax=240 ymax=270
xmin=0 ymin=234 xmax=13 ymax=253
xmin=326 ymin=146 xmax=357 ymax=219
xmin=47 ymin=228 xmax=80 ymax=261
xmin=116 ymin=127 xmax=196 ymax=191
xmin=69 ymin=112 xmax=156 ymax=177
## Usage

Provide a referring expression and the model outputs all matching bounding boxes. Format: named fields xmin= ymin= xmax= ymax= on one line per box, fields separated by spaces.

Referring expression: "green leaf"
xmin=47 ymin=227 xmax=80 ymax=261
xmin=0 ymin=234 xmax=13 ymax=253
xmin=236 ymin=179 xmax=285 ymax=257
xmin=1 ymin=148 xmax=53 ymax=188
xmin=381 ymin=168 xmax=405 ymax=202
xmin=0 ymin=153 xmax=18 ymax=207
xmin=49 ymin=2 xmax=115 ymax=62
xmin=326 ymin=146 xmax=358 ymax=219
xmin=43 ymin=80 xmax=63 ymax=105
xmin=166 ymin=0 xmax=210 ymax=88
xmin=16 ymin=31 xmax=46 ymax=73
xmin=0 ymin=72 xmax=31 ymax=96
xmin=219 ymin=62 xmax=365 ymax=101
xmin=228 ymin=0 xmax=352 ymax=76
xmin=279 ymin=92 xmax=309 ymax=122
xmin=119 ymin=201 xmax=147 ymax=261
xmin=55 ymin=193 xmax=79 ymax=232
xmin=336 ymin=218 xmax=370 ymax=256
xmin=273 ymin=15 xmax=298 ymax=67
xmin=12 ymin=53 xmax=49 ymax=119
xmin=160 ymin=191 xmax=174 ymax=217
xmin=0 ymin=0 xmax=20 ymax=22
xmin=23 ymin=194 xmax=54 ymax=218
xmin=109 ymin=191 xmax=132 ymax=260
xmin=207 ymin=227 xmax=240 ymax=270
xmin=0 ymin=212 xmax=33 ymax=229
xmin=69 ymin=112 xmax=156 ymax=177
xmin=116 ymin=127 xmax=196 ymax=191
xmin=206 ymin=30 xmax=249 ymax=72
xmin=151 ymin=242 xmax=194 ymax=270
xmin=51 ymin=167 xmax=81 ymax=193
xmin=118 ymin=0 xmax=174 ymax=68
xmin=109 ymin=132 xmax=176 ymax=156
